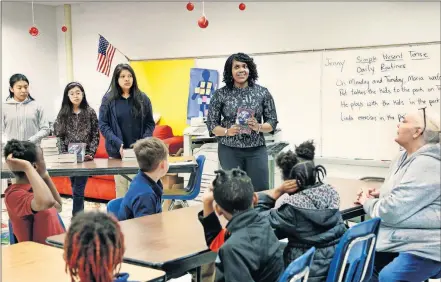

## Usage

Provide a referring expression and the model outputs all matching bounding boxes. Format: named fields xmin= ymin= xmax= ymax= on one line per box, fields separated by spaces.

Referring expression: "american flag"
xmin=97 ymin=35 xmax=116 ymax=76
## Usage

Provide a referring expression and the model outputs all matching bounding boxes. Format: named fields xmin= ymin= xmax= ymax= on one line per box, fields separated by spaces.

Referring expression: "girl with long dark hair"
xmin=98 ymin=64 xmax=155 ymax=197
xmin=54 ymin=82 xmax=99 ymax=216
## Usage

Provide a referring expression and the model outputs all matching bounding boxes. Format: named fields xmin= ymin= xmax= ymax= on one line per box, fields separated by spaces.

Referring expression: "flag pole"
xmin=98 ymin=33 xmax=130 ymax=61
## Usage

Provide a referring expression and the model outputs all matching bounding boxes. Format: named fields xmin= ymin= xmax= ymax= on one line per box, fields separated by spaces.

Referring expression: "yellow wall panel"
xmin=131 ymin=59 xmax=195 ymax=135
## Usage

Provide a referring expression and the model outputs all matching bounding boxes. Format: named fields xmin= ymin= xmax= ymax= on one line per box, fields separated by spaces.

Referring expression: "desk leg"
xmin=196 ymin=266 xmax=202 ymax=282
xmin=184 ymin=134 xmax=192 ymax=156
xmin=190 ymin=267 xmax=202 ymax=282
xmin=120 ymin=174 xmax=133 ymax=182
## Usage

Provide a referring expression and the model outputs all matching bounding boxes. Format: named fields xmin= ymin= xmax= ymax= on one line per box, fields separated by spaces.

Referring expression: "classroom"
xmin=1 ymin=1 xmax=440 ymax=282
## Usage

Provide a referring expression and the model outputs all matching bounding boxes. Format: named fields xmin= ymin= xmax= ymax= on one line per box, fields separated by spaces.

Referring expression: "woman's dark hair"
xmin=276 ymin=140 xmax=326 ymax=190
xmin=3 ymin=139 xmax=38 ymax=178
xmin=64 ymin=211 xmax=125 ymax=282
xmin=212 ymin=168 xmax=254 ymax=215
xmin=56 ymin=82 xmax=90 ymax=136
xmin=105 ymin=63 xmax=144 ymax=118
xmin=223 ymin=53 xmax=258 ymax=90
xmin=9 ymin=73 xmax=34 ymax=100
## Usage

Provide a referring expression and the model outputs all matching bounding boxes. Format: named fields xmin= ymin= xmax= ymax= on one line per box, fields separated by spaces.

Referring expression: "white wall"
xmin=2 ymin=2 xmax=60 ymax=121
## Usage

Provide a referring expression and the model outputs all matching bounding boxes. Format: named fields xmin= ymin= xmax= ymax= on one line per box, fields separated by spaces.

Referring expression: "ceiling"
xmin=6 ymin=0 xmax=440 ymax=6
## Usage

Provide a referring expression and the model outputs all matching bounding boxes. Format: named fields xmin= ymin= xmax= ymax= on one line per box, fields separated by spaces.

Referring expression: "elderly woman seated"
xmin=355 ymin=107 xmax=441 ymax=281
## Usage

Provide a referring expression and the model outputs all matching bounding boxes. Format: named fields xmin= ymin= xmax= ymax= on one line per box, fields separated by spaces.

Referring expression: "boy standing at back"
xmin=117 ymin=137 xmax=168 ymax=221
xmin=198 ymin=168 xmax=284 ymax=282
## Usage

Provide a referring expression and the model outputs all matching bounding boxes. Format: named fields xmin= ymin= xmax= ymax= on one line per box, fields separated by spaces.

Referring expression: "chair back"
xmin=162 ymin=155 xmax=206 ymax=201
xmin=107 ymin=197 xmax=123 ymax=217
xmin=326 ymin=218 xmax=381 ymax=282
xmin=279 ymin=247 xmax=316 ymax=282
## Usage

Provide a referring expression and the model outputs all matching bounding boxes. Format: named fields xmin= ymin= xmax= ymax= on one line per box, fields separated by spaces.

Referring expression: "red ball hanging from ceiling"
xmin=29 ymin=26 xmax=39 ymax=37
xmin=61 ymin=25 xmax=68 ymax=32
xmin=186 ymin=2 xmax=194 ymax=11
xmin=239 ymin=3 xmax=246 ymax=10
xmin=198 ymin=16 xmax=209 ymax=28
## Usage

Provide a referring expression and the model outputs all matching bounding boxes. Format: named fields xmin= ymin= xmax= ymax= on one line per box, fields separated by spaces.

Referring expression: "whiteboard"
xmin=321 ymin=43 xmax=440 ymax=160
xmin=195 ymin=52 xmax=323 ymax=154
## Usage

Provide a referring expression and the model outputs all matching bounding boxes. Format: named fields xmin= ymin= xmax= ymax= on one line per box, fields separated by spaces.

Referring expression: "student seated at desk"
xmin=117 ymin=137 xmax=168 ymax=221
xmin=199 ymin=168 xmax=284 ymax=282
xmin=64 ymin=211 xmax=137 ymax=282
xmin=3 ymin=139 xmax=64 ymax=245
xmin=255 ymin=140 xmax=347 ymax=282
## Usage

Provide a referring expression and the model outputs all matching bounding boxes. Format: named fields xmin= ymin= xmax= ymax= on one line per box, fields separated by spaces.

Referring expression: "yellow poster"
xmin=131 ymin=59 xmax=195 ymax=135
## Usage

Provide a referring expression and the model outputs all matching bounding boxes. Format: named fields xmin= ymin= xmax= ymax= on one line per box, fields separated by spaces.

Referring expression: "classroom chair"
xmin=278 ymin=247 xmax=316 ymax=282
xmin=162 ymin=155 xmax=205 ymax=210
xmin=107 ymin=197 xmax=123 ymax=218
xmin=8 ymin=213 xmax=66 ymax=245
xmin=326 ymin=217 xmax=381 ymax=282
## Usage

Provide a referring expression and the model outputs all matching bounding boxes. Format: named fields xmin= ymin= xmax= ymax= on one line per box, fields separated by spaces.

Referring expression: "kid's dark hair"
xmin=3 ymin=139 xmax=38 ymax=178
xmin=64 ymin=211 xmax=125 ymax=282
xmin=9 ymin=73 xmax=34 ymax=100
xmin=212 ymin=168 xmax=254 ymax=214
xmin=223 ymin=53 xmax=258 ymax=89
xmin=105 ymin=63 xmax=145 ymax=118
xmin=56 ymin=82 xmax=90 ymax=136
xmin=276 ymin=140 xmax=326 ymax=190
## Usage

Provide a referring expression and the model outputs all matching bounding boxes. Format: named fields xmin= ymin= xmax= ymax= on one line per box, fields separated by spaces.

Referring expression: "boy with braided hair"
xmin=63 ymin=211 xmax=133 ymax=282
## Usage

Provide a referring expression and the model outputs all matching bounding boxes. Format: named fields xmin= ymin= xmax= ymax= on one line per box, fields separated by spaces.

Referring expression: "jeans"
xmin=70 ymin=176 xmax=89 ymax=216
xmin=218 ymin=144 xmax=269 ymax=192
xmin=372 ymin=252 xmax=441 ymax=282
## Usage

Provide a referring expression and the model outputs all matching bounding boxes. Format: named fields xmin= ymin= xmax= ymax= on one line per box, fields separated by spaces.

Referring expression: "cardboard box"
xmin=161 ymin=173 xmax=184 ymax=190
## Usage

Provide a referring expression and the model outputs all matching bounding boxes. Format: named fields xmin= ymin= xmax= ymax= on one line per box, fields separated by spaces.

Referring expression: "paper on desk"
xmin=170 ymin=161 xmax=195 ymax=166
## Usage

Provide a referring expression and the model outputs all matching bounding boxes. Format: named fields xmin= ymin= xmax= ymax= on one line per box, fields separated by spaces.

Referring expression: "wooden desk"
xmin=1 ymin=156 xmax=197 ymax=179
xmin=327 ymin=177 xmax=383 ymax=220
xmin=47 ymin=205 xmax=215 ymax=280
xmin=2 ymin=241 xmax=166 ymax=282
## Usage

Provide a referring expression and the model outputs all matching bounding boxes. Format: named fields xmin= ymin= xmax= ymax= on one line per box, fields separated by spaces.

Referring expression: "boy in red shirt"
xmin=4 ymin=139 xmax=64 ymax=244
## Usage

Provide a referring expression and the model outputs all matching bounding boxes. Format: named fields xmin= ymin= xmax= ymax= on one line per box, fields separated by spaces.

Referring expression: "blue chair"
xmin=162 ymin=155 xmax=205 ymax=210
xmin=8 ymin=213 xmax=66 ymax=245
xmin=326 ymin=218 xmax=381 ymax=282
xmin=107 ymin=197 xmax=123 ymax=218
xmin=279 ymin=247 xmax=316 ymax=282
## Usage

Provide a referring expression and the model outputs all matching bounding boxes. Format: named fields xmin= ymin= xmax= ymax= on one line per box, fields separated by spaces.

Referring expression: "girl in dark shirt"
xmin=206 ymin=53 xmax=279 ymax=191
xmin=98 ymin=64 xmax=155 ymax=197
xmin=54 ymin=82 xmax=99 ymax=217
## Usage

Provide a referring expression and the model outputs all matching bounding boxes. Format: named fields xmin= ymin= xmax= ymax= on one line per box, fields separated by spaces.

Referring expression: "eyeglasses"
xmin=419 ymin=107 xmax=426 ymax=134
xmin=68 ymin=91 xmax=83 ymax=97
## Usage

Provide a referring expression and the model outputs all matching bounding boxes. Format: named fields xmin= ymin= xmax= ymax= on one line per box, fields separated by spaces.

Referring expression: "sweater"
xmin=98 ymin=92 xmax=155 ymax=158
xmin=364 ymin=143 xmax=441 ymax=262
xmin=53 ymin=106 xmax=100 ymax=157
xmin=2 ymin=97 xmax=50 ymax=146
